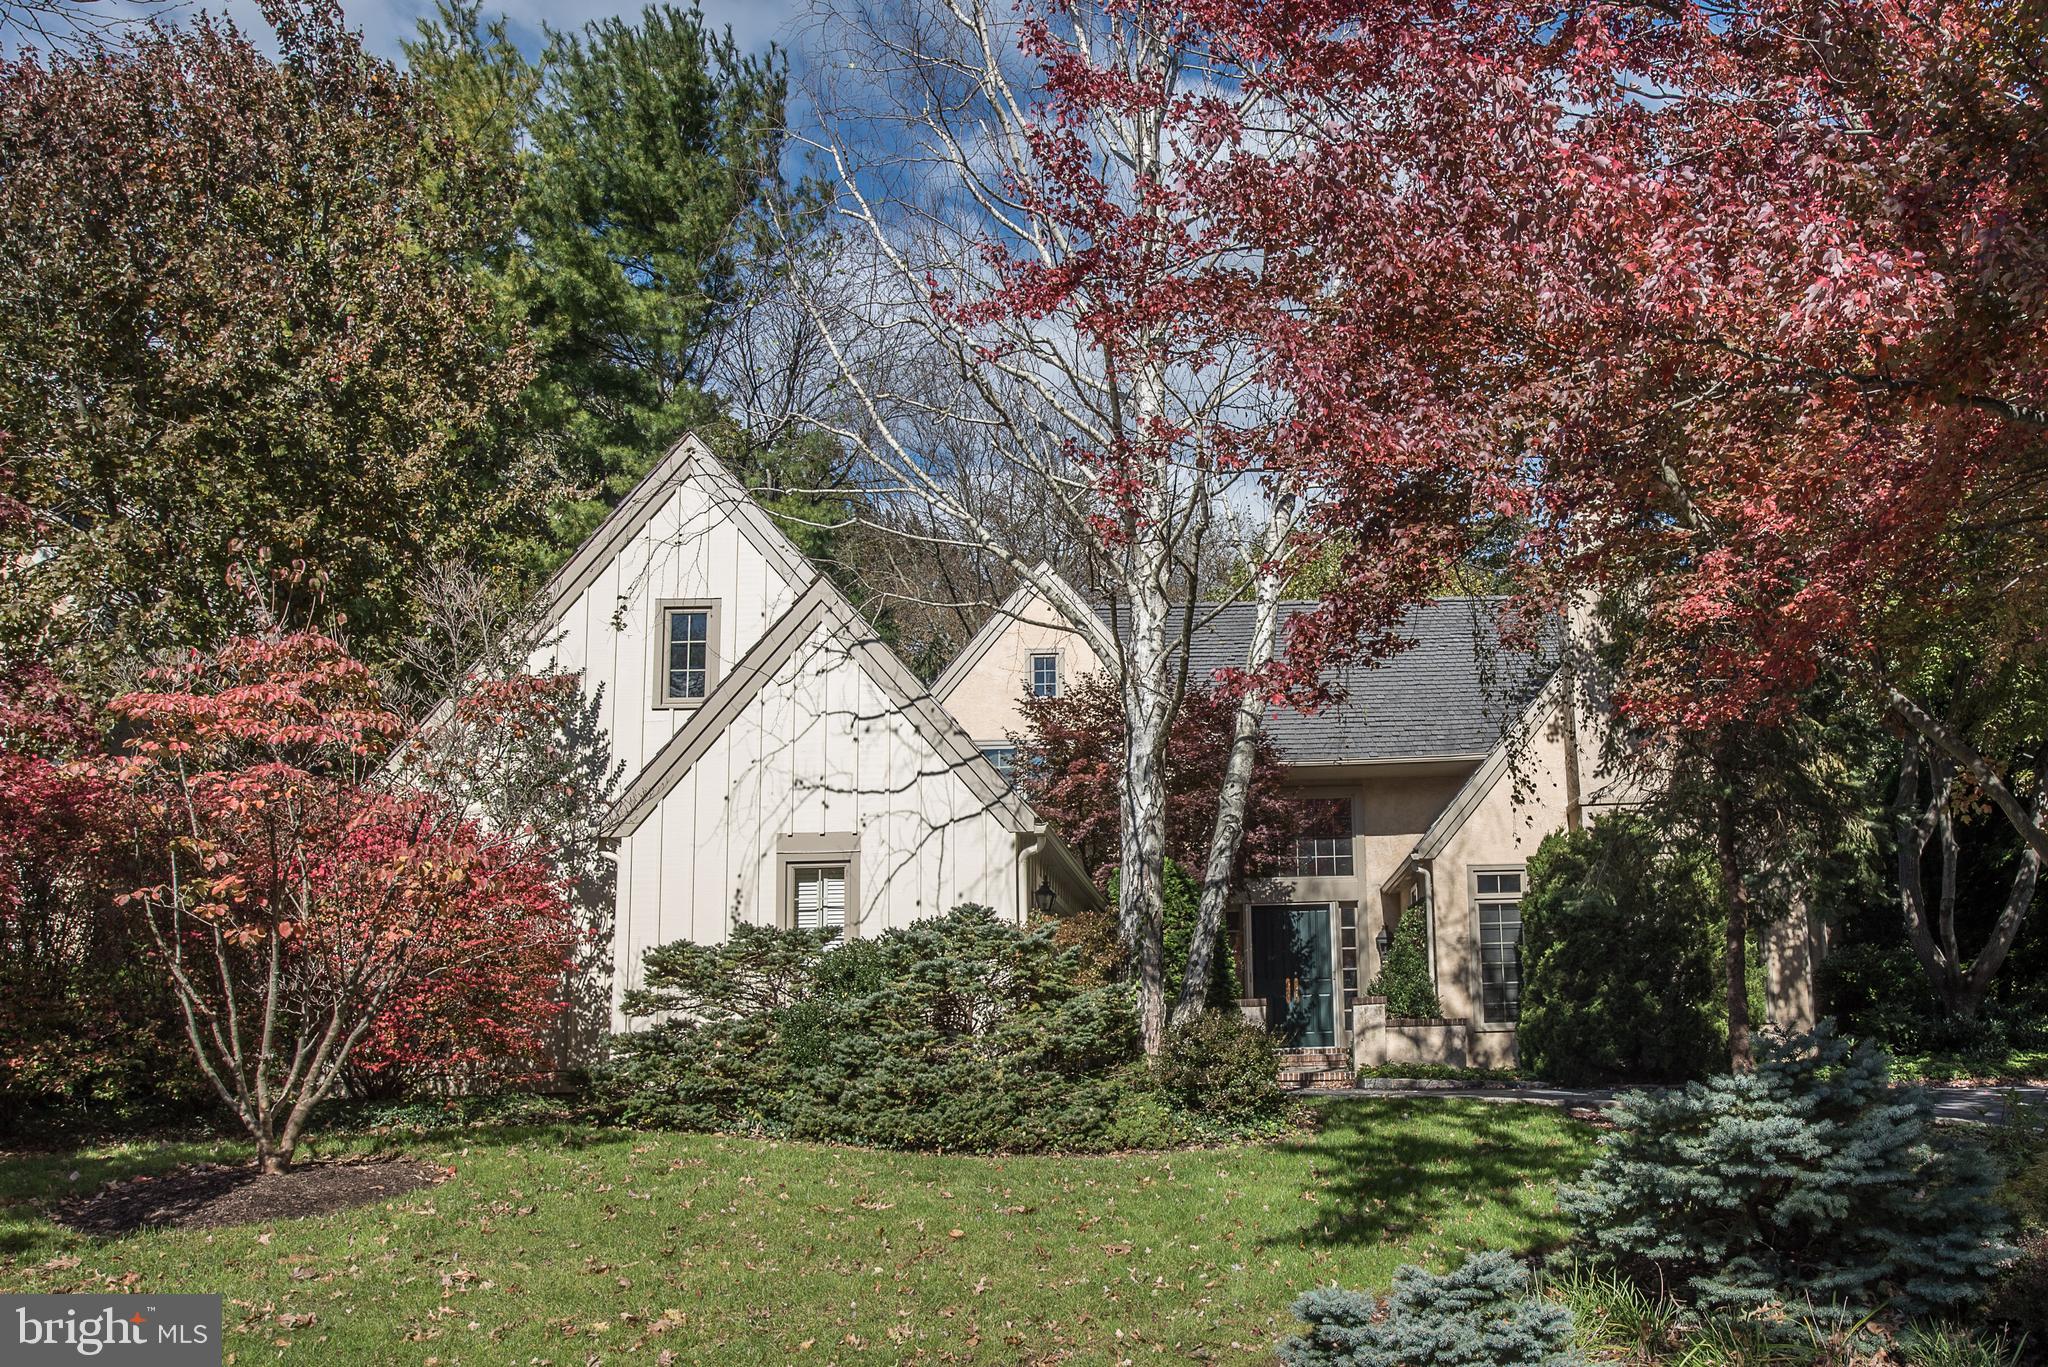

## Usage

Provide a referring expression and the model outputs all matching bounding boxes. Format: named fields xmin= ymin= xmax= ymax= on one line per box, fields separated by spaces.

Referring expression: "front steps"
xmin=1277 ymin=1047 xmax=1353 ymax=1091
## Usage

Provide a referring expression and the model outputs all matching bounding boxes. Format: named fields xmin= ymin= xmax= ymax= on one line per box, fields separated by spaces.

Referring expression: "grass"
xmin=0 ymin=1099 xmax=1592 ymax=1365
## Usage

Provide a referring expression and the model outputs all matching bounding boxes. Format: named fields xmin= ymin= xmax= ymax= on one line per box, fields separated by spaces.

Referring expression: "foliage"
xmin=1560 ymin=1028 xmax=2013 ymax=1315
xmin=404 ymin=1 xmax=838 ymax=571
xmin=1015 ymin=673 xmax=1300 ymax=888
xmin=605 ymin=907 xmax=1280 ymax=1151
xmin=1279 ymin=1251 xmax=1577 ymax=1367
xmin=1156 ymin=1010 xmax=1282 ymax=1125
xmin=1363 ymin=907 xmax=1440 ymax=1020
xmin=105 ymin=615 xmax=574 ymax=1169
xmin=0 ymin=661 xmax=211 ymax=1134
xmin=0 ymin=1 xmax=548 ymax=687
xmin=1517 ymin=816 xmax=1724 ymax=1084
xmin=1098 ymin=858 xmax=1240 ymax=1008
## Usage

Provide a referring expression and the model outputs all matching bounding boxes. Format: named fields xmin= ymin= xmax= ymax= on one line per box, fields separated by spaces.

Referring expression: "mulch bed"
xmin=53 ymin=1157 xmax=449 ymax=1236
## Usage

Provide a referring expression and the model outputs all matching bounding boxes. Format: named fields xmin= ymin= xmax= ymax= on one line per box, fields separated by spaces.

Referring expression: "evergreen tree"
xmin=1518 ymin=815 xmax=1723 ymax=1084
xmin=1280 ymin=1251 xmax=1577 ymax=1367
xmin=405 ymin=2 xmax=842 ymax=572
xmin=1560 ymin=1027 xmax=2012 ymax=1315
xmin=1364 ymin=909 xmax=1439 ymax=1019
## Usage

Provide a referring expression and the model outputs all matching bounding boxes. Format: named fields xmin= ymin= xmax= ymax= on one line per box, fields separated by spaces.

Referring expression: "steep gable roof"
xmin=602 ymin=575 xmax=1040 ymax=839
xmin=534 ymin=432 xmax=814 ymax=635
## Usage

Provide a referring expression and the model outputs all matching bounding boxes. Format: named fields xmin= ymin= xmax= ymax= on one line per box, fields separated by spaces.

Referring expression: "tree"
xmin=1491 ymin=0 xmax=2048 ymax=1019
xmin=1362 ymin=910 xmax=1439 ymax=1021
xmin=0 ymin=1 xmax=549 ymax=691
xmin=1013 ymin=672 xmax=1297 ymax=889
xmin=1518 ymin=815 xmax=1723 ymax=1085
xmin=105 ymin=607 xmax=574 ymax=1171
xmin=405 ymin=2 xmax=837 ymax=571
xmin=789 ymin=0 xmax=1495 ymax=1049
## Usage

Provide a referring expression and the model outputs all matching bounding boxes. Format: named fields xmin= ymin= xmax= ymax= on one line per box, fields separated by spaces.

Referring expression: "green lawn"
xmin=0 ymin=1099 xmax=1593 ymax=1365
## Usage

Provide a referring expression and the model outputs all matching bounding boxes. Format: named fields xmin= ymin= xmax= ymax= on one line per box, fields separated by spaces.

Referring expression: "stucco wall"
xmin=935 ymin=590 xmax=1103 ymax=746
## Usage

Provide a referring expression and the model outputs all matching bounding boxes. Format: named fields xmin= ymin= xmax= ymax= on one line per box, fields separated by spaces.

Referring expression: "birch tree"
xmin=781 ymin=0 xmax=1499 ymax=1050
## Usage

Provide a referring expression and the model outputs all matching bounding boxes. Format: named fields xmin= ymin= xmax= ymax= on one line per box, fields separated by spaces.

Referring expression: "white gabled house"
xmin=522 ymin=434 xmax=1097 ymax=1028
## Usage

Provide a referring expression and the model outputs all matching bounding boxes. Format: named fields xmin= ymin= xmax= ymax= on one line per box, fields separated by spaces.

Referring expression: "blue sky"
xmin=182 ymin=0 xmax=808 ymax=63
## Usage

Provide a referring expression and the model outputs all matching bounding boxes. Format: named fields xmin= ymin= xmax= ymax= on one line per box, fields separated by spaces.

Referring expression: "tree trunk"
xmin=1117 ymin=549 xmax=1175 ymax=1056
xmin=1172 ymin=534 xmax=1291 ymax=1030
xmin=1713 ymin=739 xmax=1754 ymax=1072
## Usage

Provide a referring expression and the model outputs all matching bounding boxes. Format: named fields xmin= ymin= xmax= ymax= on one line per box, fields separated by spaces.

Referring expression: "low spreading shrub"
xmin=601 ymin=906 xmax=1267 ymax=1152
xmin=1157 ymin=1009 xmax=1282 ymax=1124
xmin=1280 ymin=1250 xmax=1577 ymax=1367
xmin=1517 ymin=816 xmax=1723 ymax=1085
xmin=1560 ymin=1026 xmax=2013 ymax=1316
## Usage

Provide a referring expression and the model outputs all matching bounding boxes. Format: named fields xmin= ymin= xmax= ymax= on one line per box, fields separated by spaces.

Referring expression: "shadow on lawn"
xmin=1263 ymin=1099 xmax=1593 ymax=1253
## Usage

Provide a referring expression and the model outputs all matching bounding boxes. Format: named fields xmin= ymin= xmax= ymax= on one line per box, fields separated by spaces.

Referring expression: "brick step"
xmin=1278 ymin=1067 xmax=1355 ymax=1091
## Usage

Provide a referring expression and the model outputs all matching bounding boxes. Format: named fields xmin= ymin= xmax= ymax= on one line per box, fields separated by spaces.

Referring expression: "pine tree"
xmin=1560 ymin=1026 xmax=2012 ymax=1315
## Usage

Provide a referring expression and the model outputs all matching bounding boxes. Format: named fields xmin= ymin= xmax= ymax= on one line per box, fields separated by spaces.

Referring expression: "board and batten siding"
xmin=528 ymin=463 xmax=804 ymax=782
xmin=612 ymin=616 xmax=1032 ymax=1023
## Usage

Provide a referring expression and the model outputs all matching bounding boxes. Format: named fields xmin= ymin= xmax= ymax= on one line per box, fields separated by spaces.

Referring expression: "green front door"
xmin=1250 ymin=904 xmax=1335 ymax=1048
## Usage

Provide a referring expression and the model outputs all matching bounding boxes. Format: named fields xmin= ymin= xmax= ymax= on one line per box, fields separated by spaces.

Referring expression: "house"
xmin=936 ymin=580 xmax=1826 ymax=1072
xmin=533 ymin=431 xmax=1820 ymax=1067
xmin=517 ymin=434 xmax=1098 ymax=1028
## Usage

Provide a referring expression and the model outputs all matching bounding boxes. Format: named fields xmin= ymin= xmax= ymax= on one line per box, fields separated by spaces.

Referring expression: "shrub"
xmin=1517 ymin=816 xmax=1723 ymax=1085
xmin=1158 ymin=1009 xmax=1282 ymax=1123
xmin=603 ymin=906 xmax=1242 ymax=1152
xmin=1560 ymin=1026 xmax=2013 ymax=1315
xmin=1279 ymin=1250 xmax=1577 ymax=1367
xmin=1364 ymin=907 xmax=1439 ymax=1018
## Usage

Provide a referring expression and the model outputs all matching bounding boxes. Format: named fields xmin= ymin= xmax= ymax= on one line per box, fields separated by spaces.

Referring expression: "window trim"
xmin=1027 ymin=649 xmax=1063 ymax=699
xmin=1469 ymin=863 xmax=1526 ymax=1030
xmin=777 ymin=832 xmax=861 ymax=937
xmin=652 ymin=598 xmax=722 ymax=710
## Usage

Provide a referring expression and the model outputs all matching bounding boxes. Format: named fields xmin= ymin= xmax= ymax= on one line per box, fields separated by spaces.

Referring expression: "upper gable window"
xmin=657 ymin=600 xmax=720 ymax=707
xmin=1029 ymin=651 xmax=1061 ymax=698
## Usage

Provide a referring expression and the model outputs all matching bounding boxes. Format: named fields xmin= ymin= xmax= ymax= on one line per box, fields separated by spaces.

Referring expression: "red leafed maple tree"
xmin=1012 ymin=672 xmax=1300 ymax=888
xmin=108 ymin=627 xmax=574 ymax=1171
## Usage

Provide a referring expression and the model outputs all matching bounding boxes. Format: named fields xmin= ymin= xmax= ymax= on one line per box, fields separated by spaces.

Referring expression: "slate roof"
xmin=1109 ymin=597 xmax=1554 ymax=765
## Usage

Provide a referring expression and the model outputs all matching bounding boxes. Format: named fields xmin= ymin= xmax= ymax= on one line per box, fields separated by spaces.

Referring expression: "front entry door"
xmin=1251 ymin=904 xmax=1335 ymax=1048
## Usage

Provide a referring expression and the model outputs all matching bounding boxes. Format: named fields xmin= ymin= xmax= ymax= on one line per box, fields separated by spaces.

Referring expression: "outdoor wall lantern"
xmin=1374 ymin=926 xmax=1393 ymax=959
xmin=1032 ymin=877 xmax=1058 ymax=916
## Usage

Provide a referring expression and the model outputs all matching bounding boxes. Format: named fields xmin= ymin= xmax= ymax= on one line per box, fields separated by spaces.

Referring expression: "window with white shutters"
xmin=792 ymin=864 xmax=848 ymax=937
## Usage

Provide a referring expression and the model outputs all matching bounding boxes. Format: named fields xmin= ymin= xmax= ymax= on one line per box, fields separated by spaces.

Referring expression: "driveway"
xmin=1307 ymin=1082 xmax=2048 ymax=1124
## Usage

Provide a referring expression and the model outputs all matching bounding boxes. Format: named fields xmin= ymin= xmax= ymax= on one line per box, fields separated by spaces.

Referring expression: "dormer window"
xmin=1029 ymin=651 xmax=1061 ymax=698
xmin=656 ymin=600 xmax=720 ymax=707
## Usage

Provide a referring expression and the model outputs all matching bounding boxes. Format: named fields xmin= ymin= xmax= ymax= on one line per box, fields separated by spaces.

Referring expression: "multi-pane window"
xmin=1476 ymin=869 xmax=1524 ymax=1024
xmin=792 ymin=865 xmax=847 ymax=937
xmin=979 ymin=745 xmax=1018 ymax=779
xmin=1029 ymin=652 xmax=1061 ymax=698
xmin=663 ymin=606 xmax=712 ymax=703
xmin=1290 ymin=797 xmax=1355 ymax=877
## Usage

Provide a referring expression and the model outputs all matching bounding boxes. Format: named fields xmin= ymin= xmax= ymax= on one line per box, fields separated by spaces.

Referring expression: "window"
xmin=791 ymin=865 xmax=848 ymax=937
xmin=1029 ymin=652 xmax=1061 ymax=698
xmin=1290 ymin=797 xmax=1354 ymax=878
xmin=1475 ymin=869 xmax=1524 ymax=1024
xmin=657 ymin=601 xmax=719 ymax=706
xmin=979 ymin=745 xmax=1018 ymax=779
